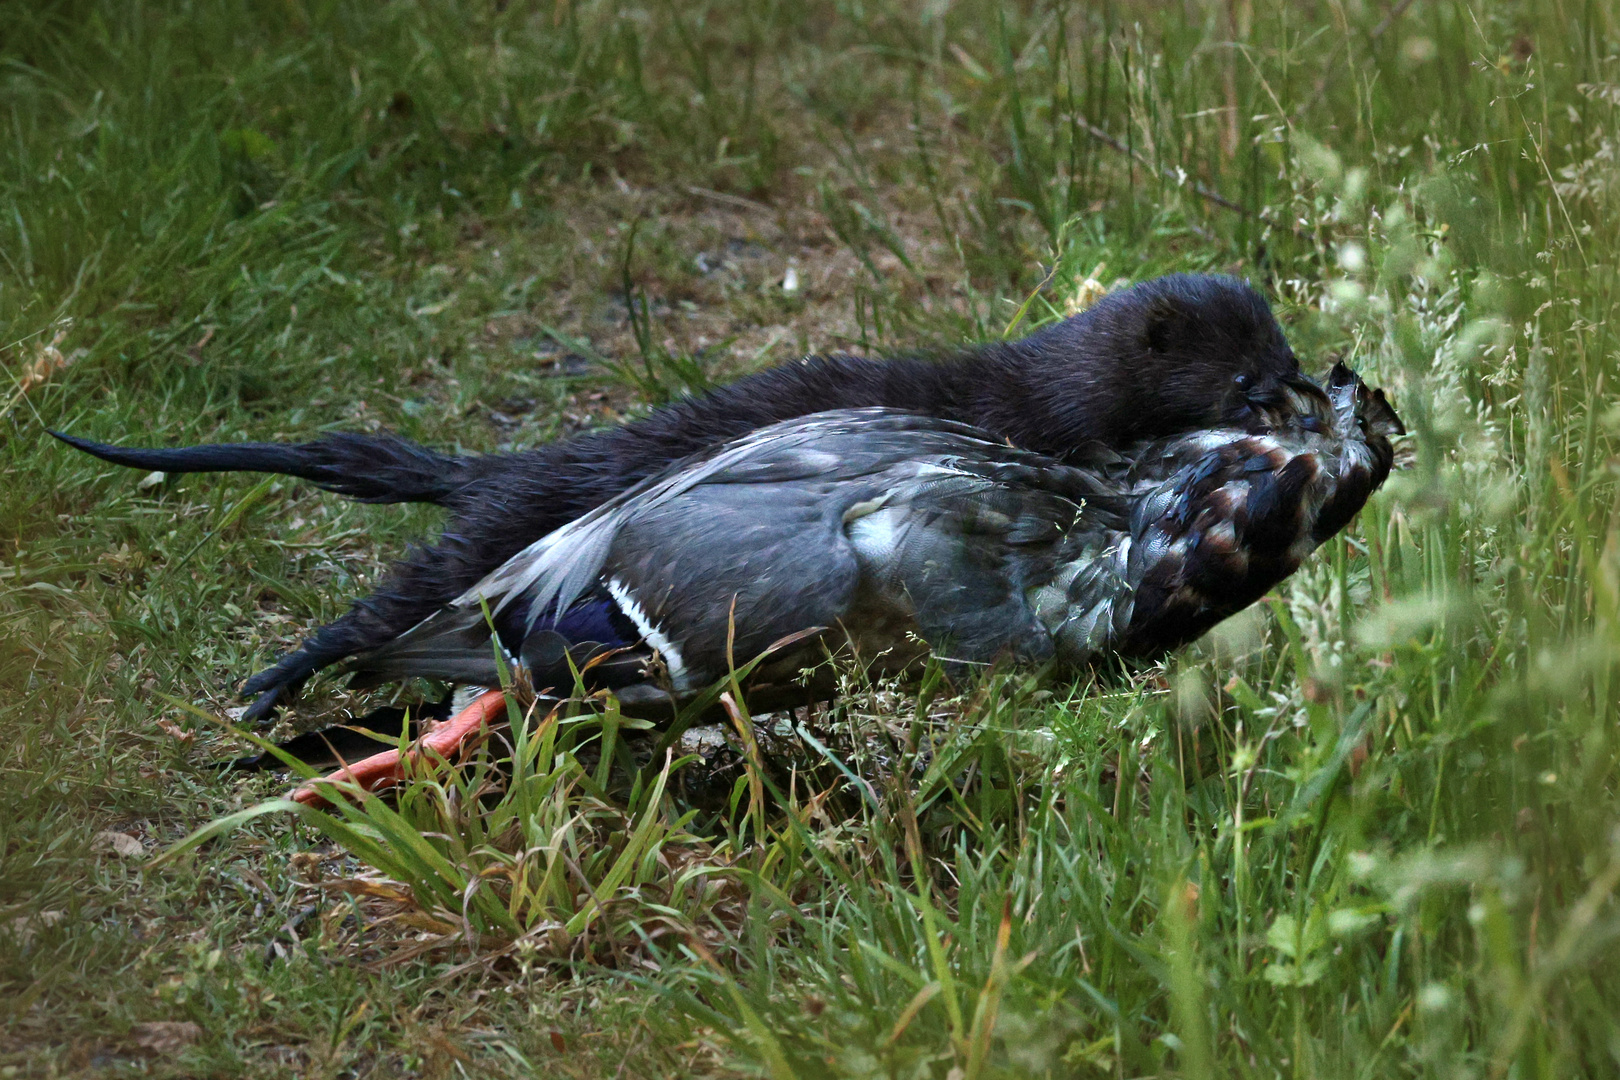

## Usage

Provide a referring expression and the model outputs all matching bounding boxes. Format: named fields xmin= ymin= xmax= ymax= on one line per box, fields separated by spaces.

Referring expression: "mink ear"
xmin=1141 ymin=296 xmax=1189 ymax=355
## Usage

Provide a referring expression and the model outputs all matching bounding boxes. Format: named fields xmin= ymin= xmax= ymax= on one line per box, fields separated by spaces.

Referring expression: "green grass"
xmin=4 ymin=0 xmax=1619 ymax=1075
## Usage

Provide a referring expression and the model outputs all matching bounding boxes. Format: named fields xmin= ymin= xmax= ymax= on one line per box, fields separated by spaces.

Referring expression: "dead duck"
xmin=288 ymin=362 xmax=1400 ymax=803
xmin=56 ymin=273 xmax=1327 ymax=723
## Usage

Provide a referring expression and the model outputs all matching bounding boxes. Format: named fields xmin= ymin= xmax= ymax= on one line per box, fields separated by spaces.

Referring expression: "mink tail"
xmin=51 ymin=429 xmax=477 ymax=506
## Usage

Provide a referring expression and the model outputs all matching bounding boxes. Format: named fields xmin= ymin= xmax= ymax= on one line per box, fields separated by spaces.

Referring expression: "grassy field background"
xmin=3 ymin=0 xmax=1618 ymax=1076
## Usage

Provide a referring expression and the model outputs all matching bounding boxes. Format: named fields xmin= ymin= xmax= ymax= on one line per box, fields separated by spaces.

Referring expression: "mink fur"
xmin=57 ymin=273 xmax=1308 ymax=721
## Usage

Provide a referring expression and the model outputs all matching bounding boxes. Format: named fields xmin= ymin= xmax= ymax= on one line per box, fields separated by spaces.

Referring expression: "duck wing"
xmin=343 ymin=409 xmax=1062 ymax=693
xmin=837 ymin=455 xmax=1118 ymax=667
xmin=1068 ymin=365 xmax=1400 ymax=662
xmin=1030 ymin=362 xmax=1401 ymax=666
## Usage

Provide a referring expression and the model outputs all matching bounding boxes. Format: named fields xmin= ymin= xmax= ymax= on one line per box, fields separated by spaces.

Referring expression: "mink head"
xmin=1000 ymin=273 xmax=1327 ymax=452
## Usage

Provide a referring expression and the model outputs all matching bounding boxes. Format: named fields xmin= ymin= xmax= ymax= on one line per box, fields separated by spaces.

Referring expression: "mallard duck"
xmin=342 ymin=363 xmax=1401 ymax=713
xmin=285 ymin=363 xmax=1400 ymax=804
xmin=56 ymin=274 xmax=1327 ymax=722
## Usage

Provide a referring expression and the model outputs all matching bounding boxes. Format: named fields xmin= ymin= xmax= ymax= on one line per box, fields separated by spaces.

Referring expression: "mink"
xmin=57 ymin=273 xmax=1316 ymax=722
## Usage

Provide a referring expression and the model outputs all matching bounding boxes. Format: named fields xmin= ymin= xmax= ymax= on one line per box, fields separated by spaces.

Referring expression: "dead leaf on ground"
xmin=93 ymin=830 xmax=145 ymax=858
xmin=132 ymin=1021 xmax=203 ymax=1055
xmin=333 ymin=878 xmax=414 ymax=903
xmin=7 ymin=909 xmax=66 ymax=948
xmin=155 ymin=718 xmax=195 ymax=745
xmin=2 ymin=325 xmax=84 ymax=417
xmin=186 ymin=325 xmax=215 ymax=362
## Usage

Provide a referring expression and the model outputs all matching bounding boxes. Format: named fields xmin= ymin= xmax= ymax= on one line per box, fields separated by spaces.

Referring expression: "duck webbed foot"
xmin=290 ymin=689 xmax=508 ymax=808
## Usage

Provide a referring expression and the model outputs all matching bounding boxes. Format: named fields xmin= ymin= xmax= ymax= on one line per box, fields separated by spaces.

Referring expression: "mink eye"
xmin=1233 ymin=372 xmax=1251 ymax=390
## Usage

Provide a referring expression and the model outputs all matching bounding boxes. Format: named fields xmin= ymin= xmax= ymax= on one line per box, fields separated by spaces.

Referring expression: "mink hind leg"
xmin=237 ymin=529 xmax=521 ymax=724
xmin=236 ymin=456 xmax=616 ymax=722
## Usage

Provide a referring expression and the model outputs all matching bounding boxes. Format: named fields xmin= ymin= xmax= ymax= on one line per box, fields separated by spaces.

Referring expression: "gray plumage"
xmin=345 ymin=363 xmax=1402 ymax=711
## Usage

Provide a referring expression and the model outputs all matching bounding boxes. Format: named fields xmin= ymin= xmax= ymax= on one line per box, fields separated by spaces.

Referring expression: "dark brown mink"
xmin=56 ymin=272 xmax=1317 ymax=722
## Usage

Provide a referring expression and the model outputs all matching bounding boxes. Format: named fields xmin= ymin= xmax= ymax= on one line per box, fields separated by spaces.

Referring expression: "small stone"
xmin=6 ymin=910 xmax=65 ymax=948
xmin=132 ymin=1021 xmax=202 ymax=1054
xmin=93 ymin=831 xmax=144 ymax=858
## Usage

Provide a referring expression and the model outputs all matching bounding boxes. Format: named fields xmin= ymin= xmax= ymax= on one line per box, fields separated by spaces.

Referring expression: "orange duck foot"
xmin=290 ymin=689 xmax=507 ymax=808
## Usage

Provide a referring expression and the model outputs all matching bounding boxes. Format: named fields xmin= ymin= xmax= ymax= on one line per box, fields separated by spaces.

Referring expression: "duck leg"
xmin=290 ymin=688 xmax=508 ymax=808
